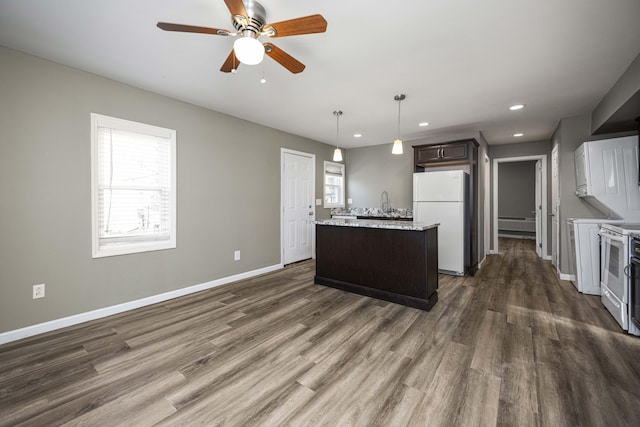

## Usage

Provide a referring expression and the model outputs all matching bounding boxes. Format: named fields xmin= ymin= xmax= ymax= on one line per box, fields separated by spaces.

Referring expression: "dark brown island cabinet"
xmin=413 ymin=138 xmax=479 ymax=275
xmin=314 ymin=219 xmax=439 ymax=310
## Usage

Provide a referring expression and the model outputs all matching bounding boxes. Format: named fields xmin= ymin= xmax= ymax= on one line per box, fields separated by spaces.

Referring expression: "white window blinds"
xmin=91 ymin=114 xmax=176 ymax=258
xmin=323 ymin=161 xmax=345 ymax=208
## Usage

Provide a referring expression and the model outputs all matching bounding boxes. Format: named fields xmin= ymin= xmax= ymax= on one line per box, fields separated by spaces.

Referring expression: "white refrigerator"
xmin=413 ymin=170 xmax=469 ymax=276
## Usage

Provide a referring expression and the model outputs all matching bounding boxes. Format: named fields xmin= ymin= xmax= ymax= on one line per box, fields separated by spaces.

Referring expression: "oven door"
xmin=631 ymin=256 xmax=640 ymax=330
xmin=599 ymin=231 xmax=629 ymax=303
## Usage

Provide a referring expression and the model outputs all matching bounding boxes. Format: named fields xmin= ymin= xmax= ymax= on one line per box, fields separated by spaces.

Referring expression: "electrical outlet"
xmin=234 ymin=250 xmax=241 ymax=261
xmin=33 ymin=284 xmax=45 ymax=299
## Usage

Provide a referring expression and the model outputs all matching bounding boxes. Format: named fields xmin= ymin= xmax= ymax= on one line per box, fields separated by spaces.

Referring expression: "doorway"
xmin=483 ymin=153 xmax=491 ymax=263
xmin=551 ymin=145 xmax=559 ymax=268
xmin=492 ymin=155 xmax=548 ymax=258
xmin=281 ymin=149 xmax=315 ymax=265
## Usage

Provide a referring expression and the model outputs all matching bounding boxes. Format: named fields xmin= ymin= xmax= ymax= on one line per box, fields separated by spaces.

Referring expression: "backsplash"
xmin=331 ymin=207 xmax=413 ymax=218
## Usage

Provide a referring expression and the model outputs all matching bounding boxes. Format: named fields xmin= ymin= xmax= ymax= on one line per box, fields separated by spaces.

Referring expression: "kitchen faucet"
xmin=381 ymin=191 xmax=390 ymax=212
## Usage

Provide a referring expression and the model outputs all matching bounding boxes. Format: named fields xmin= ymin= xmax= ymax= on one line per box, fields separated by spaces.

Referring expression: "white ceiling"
xmin=1 ymin=0 xmax=640 ymax=148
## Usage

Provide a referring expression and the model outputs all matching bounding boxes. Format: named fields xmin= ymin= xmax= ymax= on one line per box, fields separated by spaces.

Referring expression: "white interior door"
xmin=551 ymin=145 xmax=559 ymax=268
xmin=282 ymin=150 xmax=314 ymax=265
xmin=535 ymin=160 xmax=542 ymax=257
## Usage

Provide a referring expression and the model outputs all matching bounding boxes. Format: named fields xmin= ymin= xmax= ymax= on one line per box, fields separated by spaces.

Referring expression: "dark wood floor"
xmin=2 ymin=238 xmax=640 ymax=426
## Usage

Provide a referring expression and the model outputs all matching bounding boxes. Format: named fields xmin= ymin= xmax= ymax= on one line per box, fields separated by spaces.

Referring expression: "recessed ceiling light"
xmin=513 ymin=133 xmax=524 ymax=137
xmin=418 ymin=122 xmax=430 ymax=127
xmin=353 ymin=133 xmax=362 ymax=138
xmin=509 ymin=104 xmax=526 ymax=111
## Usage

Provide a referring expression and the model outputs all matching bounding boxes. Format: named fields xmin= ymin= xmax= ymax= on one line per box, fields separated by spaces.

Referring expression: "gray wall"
xmin=592 ymin=51 xmax=640 ymax=133
xmin=345 ymin=143 xmax=413 ymax=209
xmin=0 ymin=47 xmax=335 ymax=333
xmin=346 ymin=131 xmax=489 ymax=263
xmin=498 ymin=161 xmax=536 ymax=219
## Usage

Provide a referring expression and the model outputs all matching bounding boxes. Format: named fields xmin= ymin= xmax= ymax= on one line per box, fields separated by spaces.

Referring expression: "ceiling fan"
xmin=157 ymin=0 xmax=327 ymax=74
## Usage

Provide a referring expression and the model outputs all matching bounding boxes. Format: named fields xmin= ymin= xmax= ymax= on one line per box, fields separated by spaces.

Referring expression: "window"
xmin=323 ymin=161 xmax=345 ymax=208
xmin=91 ymin=113 xmax=176 ymax=258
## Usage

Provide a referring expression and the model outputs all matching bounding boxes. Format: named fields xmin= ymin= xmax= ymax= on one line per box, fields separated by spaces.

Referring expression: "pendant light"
xmin=392 ymin=94 xmax=406 ymax=155
xmin=333 ymin=110 xmax=343 ymax=162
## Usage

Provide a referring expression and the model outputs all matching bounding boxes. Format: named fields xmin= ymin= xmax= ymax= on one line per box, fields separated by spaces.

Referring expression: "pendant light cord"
xmin=397 ymin=98 xmax=401 ymax=139
xmin=336 ymin=112 xmax=340 ymax=149
xmin=333 ymin=110 xmax=342 ymax=149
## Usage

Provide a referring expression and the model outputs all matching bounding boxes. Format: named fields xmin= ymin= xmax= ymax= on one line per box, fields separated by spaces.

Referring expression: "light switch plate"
xmin=347 ymin=198 xmax=353 ymax=204
xmin=315 ymin=199 xmax=321 ymax=206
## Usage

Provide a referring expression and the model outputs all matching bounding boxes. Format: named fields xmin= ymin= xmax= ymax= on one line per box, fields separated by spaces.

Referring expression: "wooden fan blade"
xmin=220 ymin=50 xmax=240 ymax=73
xmin=264 ymin=43 xmax=305 ymax=74
xmin=157 ymin=22 xmax=228 ymax=35
xmin=265 ymin=14 xmax=327 ymax=37
xmin=224 ymin=0 xmax=248 ymax=18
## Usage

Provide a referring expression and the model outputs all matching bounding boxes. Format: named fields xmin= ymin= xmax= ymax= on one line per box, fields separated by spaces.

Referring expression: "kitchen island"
xmin=314 ymin=219 xmax=439 ymax=310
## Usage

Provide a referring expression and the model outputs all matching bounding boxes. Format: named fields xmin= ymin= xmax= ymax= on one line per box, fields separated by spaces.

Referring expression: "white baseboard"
xmin=559 ymin=272 xmax=575 ymax=281
xmin=0 ymin=263 xmax=283 ymax=346
xmin=487 ymin=249 xmax=551 ymax=261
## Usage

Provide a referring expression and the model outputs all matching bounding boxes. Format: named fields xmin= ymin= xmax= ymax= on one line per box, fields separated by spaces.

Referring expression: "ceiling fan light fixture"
xmin=233 ymin=35 xmax=265 ymax=65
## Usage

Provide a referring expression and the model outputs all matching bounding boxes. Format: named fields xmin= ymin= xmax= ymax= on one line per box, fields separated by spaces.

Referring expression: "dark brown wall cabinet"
xmin=413 ymin=139 xmax=479 ymax=275
xmin=415 ymin=142 xmax=468 ymax=165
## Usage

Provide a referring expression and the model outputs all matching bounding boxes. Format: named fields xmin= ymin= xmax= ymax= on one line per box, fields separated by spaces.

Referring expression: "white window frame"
xmin=323 ymin=160 xmax=345 ymax=208
xmin=91 ymin=113 xmax=177 ymax=258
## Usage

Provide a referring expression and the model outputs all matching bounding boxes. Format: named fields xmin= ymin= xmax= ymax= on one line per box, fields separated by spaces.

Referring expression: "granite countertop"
xmin=331 ymin=207 xmax=413 ymax=219
xmin=314 ymin=218 xmax=438 ymax=231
